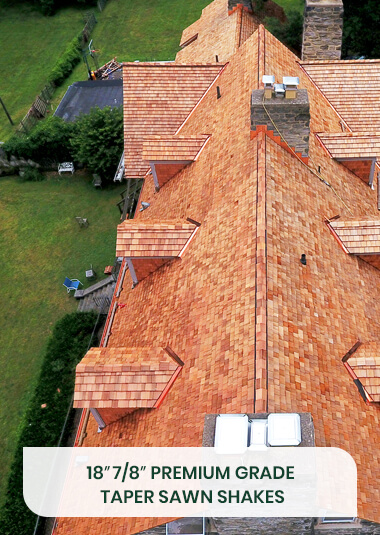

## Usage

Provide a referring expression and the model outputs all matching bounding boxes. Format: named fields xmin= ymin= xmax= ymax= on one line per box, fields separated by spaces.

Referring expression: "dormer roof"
xmin=123 ymin=63 xmax=223 ymax=178
xmin=74 ymin=346 xmax=183 ymax=409
xmin=142 ymin=135 xmax=210 ymax=189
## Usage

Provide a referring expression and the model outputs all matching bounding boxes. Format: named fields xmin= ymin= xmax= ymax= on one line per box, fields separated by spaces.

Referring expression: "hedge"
xmin=0 ymin=311 xmax=98 ymax=535
xmin=48 ymin=34 xmax=82 ymax=87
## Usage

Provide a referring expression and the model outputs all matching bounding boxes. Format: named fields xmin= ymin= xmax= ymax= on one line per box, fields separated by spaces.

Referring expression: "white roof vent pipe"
xmin=283 ymin=76 xmax=300 ymax=99
xmin=274 ymin=83 xmax=285 ymax=98
xmin=262 ymin=75 xmax=275 ymax=99
xmin=214 ymin=414 xmax=249 ymax=454
xmin=248 ymin=419 xmax=268 ymax=451
xmin=267 ymin=413 xmax=301 ymax=446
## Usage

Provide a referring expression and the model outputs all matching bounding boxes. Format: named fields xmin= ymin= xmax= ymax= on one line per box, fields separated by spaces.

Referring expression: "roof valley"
xmin=254 ymin=131 xmax=268 ymax=413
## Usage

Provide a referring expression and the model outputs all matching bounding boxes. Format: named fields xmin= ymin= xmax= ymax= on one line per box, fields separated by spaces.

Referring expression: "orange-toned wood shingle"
xmin=345 ymin=343 xmax=380 ymax=403
xmin=123 ymin=63 xmax=223 ymax=178
xmin=74 ymin=347 xmax=180 ymax=409
xmin=56 ymin=5 xmax=380 ymax=535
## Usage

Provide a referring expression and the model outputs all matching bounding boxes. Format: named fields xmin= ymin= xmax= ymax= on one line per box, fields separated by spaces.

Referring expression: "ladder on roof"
xmin=113 ymin=153 xmax=124 ymax=182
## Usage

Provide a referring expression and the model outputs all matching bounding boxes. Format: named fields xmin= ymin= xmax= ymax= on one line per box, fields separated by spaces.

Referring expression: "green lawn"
xmin=0 ymin=173 xmax=124 ymax=502
xmin=0 ymin=0 xmax=210 ymax=141
xmin=0 ymin=2 xmax=89 ymax=141
xmin=0 ymin=0 xmax=211 ymax=506
xmin=52 ymin=0 xmax=211 ymax=108
xmin=273 ymin=0 xmax=304 ymax=15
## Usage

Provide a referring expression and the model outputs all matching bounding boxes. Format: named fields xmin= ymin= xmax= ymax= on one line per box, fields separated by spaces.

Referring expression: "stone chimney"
xmin=302 ymin=0 xmax=344 ymax=61
xmin=228 ymin=0 xmax=252 ymax=15
xmin=251 ymin=86 xmax=310 ymax=158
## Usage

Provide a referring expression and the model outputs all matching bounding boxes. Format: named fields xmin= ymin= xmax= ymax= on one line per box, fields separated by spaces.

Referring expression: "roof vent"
xmin=267 ymin=413 xmax=301 ymax=446
xmin=274 ymin=83 xmax=285 ymax=98
xmin=214 ymin=414 xmax=248 ymax=454
xmin=248 ymin=419 xmax=268 ymax=451
xmin=262 ymin=75 xmax=275 ymax=99
xmin=283 ymin=76 xmax=300 ymax=99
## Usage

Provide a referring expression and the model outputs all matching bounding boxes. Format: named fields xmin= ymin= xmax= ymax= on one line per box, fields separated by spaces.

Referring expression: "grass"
xmin=0 ymin=0 xmax=210 ymax=141
xmin=0 ymin=172 xmax=125 ymax=503
xmin=0 ymin=0 xmax=211 ymax=507
xmin=0 ymin=2 xmax=89 ymax=141
xmin=273 ymin=0 xmax=304 ymax=16
xmin=52 ymin=0 xmax=211 ymax=108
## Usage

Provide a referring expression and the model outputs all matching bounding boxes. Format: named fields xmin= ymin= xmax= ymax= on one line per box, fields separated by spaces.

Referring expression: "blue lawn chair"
xmin=63 ymin=277 xmax=82 ymax=294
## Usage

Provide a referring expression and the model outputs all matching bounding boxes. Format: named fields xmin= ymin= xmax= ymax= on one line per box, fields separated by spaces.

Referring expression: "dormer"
xmin=74 ymin=346 xmax=184 ymax=426
xmin=327 ymin=218 xmax=380 ymax=270
xmin=343 ymin=342 xmax=380 ymax=404
xmin=116 ymin=219 xmax=200 ymax=285
xmin=316 ymin=133 xmax=380 ymax=187
xmin=142 ymin=135 xmax=210 ymax=191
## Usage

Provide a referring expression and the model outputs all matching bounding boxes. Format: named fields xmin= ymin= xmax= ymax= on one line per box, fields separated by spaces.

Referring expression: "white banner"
xmin=23 ymin=447 xmax=357 ymax=518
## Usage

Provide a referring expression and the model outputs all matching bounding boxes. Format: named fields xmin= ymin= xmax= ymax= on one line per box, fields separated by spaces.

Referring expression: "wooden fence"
xmin=81 ymin=11 xmax=97 ymax=44
xmin=97 ymin=0 xmax=108 ymax=12
xmin=17 ymin=82 xmax=55 ymax=135
xmin=16 ymin=11 xmax=98 ymax=135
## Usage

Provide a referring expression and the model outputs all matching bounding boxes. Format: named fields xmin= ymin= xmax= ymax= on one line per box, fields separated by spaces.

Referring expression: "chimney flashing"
xmin=251 ymin=88 xmax=310 ymax=157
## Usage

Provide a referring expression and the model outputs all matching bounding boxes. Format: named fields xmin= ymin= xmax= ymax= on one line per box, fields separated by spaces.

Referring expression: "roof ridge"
xmin=122 ymin=62 xmax=223 ymax=67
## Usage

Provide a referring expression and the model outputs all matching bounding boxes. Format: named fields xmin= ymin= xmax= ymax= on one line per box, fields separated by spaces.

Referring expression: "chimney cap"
xmin=283 ymin=76 xmax=300 ymax=86
xmin=262 ymin=75 xmax=275 ymax=85
xmin=274 ymin=83 xmax=285 ymax=96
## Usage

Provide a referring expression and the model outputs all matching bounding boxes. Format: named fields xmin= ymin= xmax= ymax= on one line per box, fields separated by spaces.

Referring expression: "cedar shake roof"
xmin=316 ymin=132 xmax=380 ymax=159
xmin=142 ymin=135 xmax=210 ymax=162
xmin=57 ymin=5 xmax=380 ymax=535
xmin=74 ymin=347 xmax=181 ymax=409
xmin=116 ymin=220 xmax=198 ymax=284
xmin=142 ymin=135 xmax=210 ymax=189
xmin=123 ymin=63 xmax=223 ymax=178
xmin=176 ymin=0 xmax=258 ymax=64
xmin=345 ymin=342 xmax=380 ymax=403
xmin=300 ymin=60 xmax=380 ymax=131
xmin=116 ymin=220 xmax=197 ymax=257
xmin=329 ymin=219 xmax=380 ymax=253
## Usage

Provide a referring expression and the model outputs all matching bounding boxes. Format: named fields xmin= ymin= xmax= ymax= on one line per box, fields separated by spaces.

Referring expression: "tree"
xmin=70 ymin=106 xmax=123 ymax=182
xmin=265 ymin=10 xmax=303 ymax=54
xmin=342 ymin=0 xmax=380 ymax=58
xmin=3 ymin=116 xmax=74 ymax=165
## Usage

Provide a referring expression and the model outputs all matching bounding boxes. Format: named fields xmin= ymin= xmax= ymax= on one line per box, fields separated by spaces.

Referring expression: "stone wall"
xmin=214 ymin=517 xmax=314 ymax=535
xmin=0 ymin=144 xmax=41 ymax=176
xmin=314 ymin=519 xmax=380 ymax=534
xmin=251 ymin=89 xmax=310 ymax=156
xmin=0 ymin=143 xmax=57 ymax=178
xmin=302 ymin=0 xmax=344 ymax=61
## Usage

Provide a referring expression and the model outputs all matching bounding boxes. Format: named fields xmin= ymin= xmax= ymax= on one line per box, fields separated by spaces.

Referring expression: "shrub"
xmin=265 ymin=10 xmax=303 ymax=54
xmin=37 ymin=0 xmax=95 ymax=16
xmin=0 ymin=311 xmax=98 ymax=535
xmin=70 ymin=106 xmax=123 ymax=182
xmin=19 ymin=167 xmax=45 ymax=182
xmin=48 ymin=35 xmax=82 ymax=87
xmin=3 ymin=116 xmax=75 ymax=166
